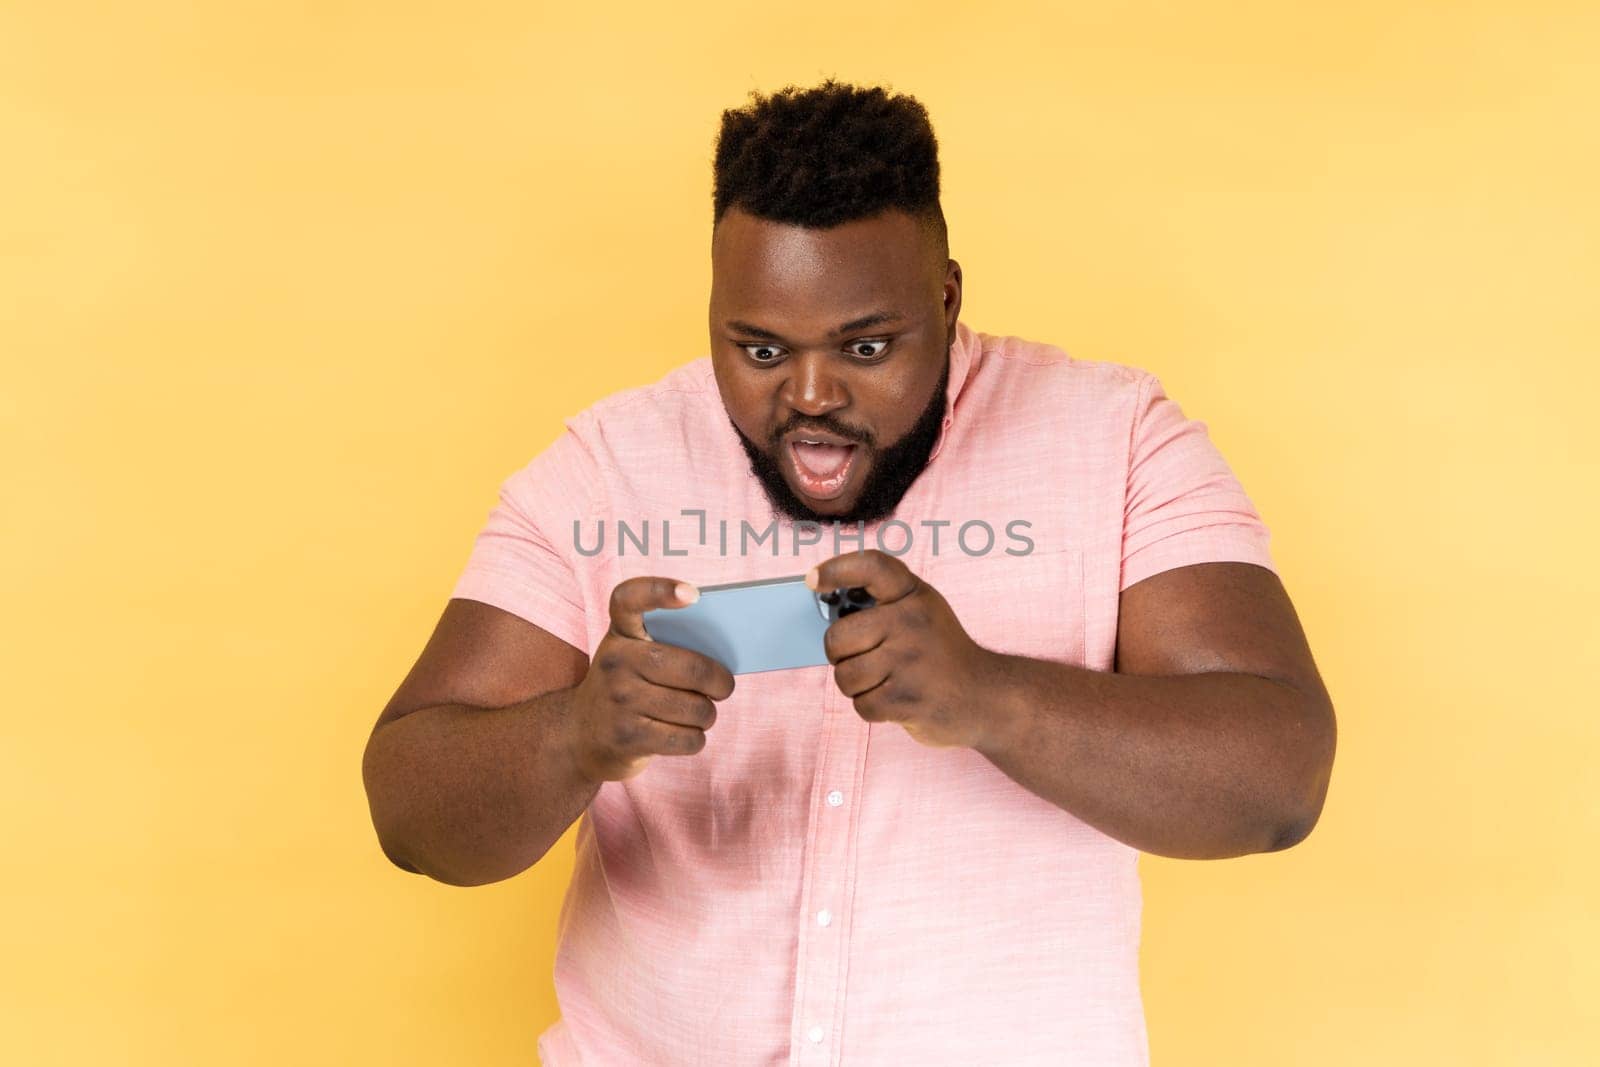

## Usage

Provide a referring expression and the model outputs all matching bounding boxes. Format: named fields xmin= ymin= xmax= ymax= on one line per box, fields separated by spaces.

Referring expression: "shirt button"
xmin=826 ymin=790 xmax=844 ymax=807
xmin=816 ymin=908 xmax=832 ymax=927
xmin=807 ymin=1025 xmax=824 ymax=1043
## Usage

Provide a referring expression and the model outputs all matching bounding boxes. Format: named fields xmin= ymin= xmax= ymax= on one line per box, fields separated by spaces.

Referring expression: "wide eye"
xmin=740 ymin=343 xmax=785 ymax=364
xmin=848 ymin=339 xmax=890 ymax=360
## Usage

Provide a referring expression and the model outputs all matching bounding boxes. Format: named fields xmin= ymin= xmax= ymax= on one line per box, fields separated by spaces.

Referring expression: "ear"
xmin=943 ymin=259 xmax=964 ymax=347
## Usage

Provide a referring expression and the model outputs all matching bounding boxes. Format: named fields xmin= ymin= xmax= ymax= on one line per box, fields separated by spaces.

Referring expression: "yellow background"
xmin=4 ymin=1 xmax=1596 ymax=1063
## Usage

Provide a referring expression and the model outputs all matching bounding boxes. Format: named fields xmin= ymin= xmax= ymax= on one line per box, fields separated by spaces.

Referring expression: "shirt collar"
xmin=928 ymin=319 xmax=978 ymax=462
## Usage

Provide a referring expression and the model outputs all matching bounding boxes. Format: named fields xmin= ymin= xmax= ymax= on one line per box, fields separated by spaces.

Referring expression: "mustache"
xmin=770 ymin=416 xmax=874 ymax=449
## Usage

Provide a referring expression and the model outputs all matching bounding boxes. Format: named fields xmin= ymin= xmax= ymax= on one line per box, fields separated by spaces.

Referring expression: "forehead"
xmin=710 ymin=207 xmax=935 ymax=312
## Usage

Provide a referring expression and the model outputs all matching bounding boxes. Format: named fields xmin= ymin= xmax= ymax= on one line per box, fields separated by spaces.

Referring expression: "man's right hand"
xmin=566 ymin=577 xmax=736 ymax=783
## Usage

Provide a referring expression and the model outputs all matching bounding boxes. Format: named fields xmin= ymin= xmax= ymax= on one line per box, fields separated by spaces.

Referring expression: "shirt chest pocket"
xmin=917 ymin=546 xmax=1087 ymax=667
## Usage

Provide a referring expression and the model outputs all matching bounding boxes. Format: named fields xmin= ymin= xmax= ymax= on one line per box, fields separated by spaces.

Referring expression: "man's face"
xmin=708 ymin=206 xmax=963 ymax=524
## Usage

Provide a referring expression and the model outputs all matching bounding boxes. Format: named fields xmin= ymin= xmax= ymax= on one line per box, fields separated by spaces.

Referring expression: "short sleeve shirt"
xmin=451 ymin=320 xmax=1277 ymax=1066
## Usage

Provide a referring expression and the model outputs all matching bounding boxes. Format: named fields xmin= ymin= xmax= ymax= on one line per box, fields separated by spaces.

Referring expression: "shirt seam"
xmin=1118 ymin=372 xmax=1158 ymax=593
xmin=982 ymin=336 xmax=1145 ymax=382
xmin=1125 ymin=370 xmax=1157 ymax=475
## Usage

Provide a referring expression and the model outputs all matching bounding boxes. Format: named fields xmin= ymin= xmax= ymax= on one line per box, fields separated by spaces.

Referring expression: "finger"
xmin=609 ymin=712 xmax=708 ymax=763
xmin=608 ymin=576 xmax=698 ymax=640
xmin=847 ymin=673 xmax=902 ymax=722
xmin=640 ymin=716 xmax=710 ymax=758
xmin=822 ymin=609 xmax=887 ymax=663
xmin=805 ymin=549 xmax=921 ymax=607
xmin=832 ymin=645 xmax=894 ymax=700
xmin=636 ymin=684 xmax=718 ymax=732
xmin=634 ymin=642 xmax=737 ymax=701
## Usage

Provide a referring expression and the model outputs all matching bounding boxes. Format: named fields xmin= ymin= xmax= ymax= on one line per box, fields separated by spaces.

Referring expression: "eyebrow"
xmin=724 ymin=311 xmax=906 ymax=342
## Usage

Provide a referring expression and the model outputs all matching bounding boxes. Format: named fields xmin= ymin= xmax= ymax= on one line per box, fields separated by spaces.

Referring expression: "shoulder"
xmin=562 ymin=356 xmax=719 ymax=436
xmin=965 ymin=327 xmax=1155 ymax=413
xmin=542 ymin=356 xmax=724 ymax=483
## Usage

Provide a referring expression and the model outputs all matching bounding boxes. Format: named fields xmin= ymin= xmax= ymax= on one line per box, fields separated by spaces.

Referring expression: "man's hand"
xmin=567 ymin=577 xmax=736 ymax=783
xmin=807 ymin=550 xmax=1009 ymax=750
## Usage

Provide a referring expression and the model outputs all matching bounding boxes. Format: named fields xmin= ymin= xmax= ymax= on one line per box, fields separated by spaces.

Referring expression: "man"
xmin=362 ymin=80 xmax=1336 ymax=1065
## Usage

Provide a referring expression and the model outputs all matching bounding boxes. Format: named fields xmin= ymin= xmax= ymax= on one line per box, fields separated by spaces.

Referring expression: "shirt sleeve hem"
xmin=1119 ymin=528 xmax=1278 ymax=593
xmin=449 ymin=571 xmax=591 ymax=654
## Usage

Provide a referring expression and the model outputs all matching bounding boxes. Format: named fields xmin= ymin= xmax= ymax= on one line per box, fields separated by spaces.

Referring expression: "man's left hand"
xmin=807 ymin=549 xmax=1010 ymax=750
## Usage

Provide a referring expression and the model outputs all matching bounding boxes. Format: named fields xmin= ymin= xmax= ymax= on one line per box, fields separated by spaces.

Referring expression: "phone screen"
xmin=641 ymin=574 xmax=832 ymax=674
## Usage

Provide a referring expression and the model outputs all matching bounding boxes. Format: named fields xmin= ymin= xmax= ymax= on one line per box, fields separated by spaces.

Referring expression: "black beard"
xmin=730 ymin=354 xmax=950 ymax=525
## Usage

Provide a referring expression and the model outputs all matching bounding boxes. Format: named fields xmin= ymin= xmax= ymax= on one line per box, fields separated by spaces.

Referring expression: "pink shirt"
xmin=451 ymin=320 xmax=1277 ymax=1065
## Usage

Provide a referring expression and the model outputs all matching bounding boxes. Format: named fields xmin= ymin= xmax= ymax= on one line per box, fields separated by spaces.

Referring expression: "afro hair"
xmin=712 ymin=79 xmax=947 ymax=258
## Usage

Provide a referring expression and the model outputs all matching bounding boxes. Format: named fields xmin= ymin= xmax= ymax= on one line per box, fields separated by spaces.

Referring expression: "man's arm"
xmin=974 ymin=561 xmax=1336 ymax=859
xmin=361 ymin=598 xmax=598 ymax=887
xmin=362 ymin=579 xmax=736 ymax=886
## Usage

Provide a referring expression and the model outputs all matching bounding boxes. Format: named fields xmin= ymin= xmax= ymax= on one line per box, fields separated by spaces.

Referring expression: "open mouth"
xmin=787 ymin=438 xmax=860 ymax=501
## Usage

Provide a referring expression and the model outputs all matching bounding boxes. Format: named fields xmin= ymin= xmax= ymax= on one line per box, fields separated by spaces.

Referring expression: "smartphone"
xmin=640 ymin=574 xmax=859 ymax=675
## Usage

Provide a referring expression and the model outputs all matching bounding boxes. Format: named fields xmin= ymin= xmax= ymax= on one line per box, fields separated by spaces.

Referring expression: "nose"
xmin=781 ymin=352 xmax=849 ymax=419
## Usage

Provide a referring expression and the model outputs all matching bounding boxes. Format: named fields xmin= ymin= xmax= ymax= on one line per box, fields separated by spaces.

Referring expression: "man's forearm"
xmin=973 ymin=656 xmax=1335 ymax=859
xmin=361 ymin=689 xmax=599 ymax=886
